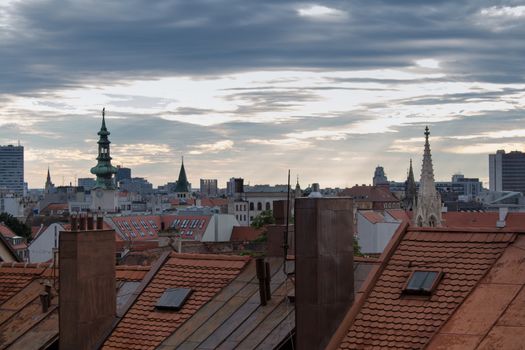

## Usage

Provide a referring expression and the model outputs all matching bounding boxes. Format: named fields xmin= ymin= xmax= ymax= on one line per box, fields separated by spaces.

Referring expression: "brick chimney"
xmin=59 ymin=215 xmax=116 ymax=350
xmin=295 ymin=197 xmax=354 ymax=350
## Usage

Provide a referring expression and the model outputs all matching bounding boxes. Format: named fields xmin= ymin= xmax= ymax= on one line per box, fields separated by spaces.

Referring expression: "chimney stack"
xmin=59 ymin=215 xmax=116 ymax=350
xmin=295 ymin=197 xmax=354 ymax=350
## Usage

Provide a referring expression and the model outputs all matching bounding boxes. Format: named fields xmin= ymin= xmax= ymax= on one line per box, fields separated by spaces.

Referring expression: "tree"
xmin=251 ymin=210 xmax=275 ymax=229
xmin=0 ymin=213 xmax=32 ymax=241
xmin=353 ymin=235 xmax=363 ymax=257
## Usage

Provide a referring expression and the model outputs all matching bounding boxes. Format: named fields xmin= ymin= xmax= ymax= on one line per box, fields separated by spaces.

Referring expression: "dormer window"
xmin=403 ymin=270 xmax=442 ymax=295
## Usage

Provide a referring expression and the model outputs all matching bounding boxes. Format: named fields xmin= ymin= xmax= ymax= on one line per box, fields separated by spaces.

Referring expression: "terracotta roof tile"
xmin=230 ymin=226 xmax=263 ymax=241
xmin=0 ymin=262 xmax=50 ymax=304
xmin=335 ymin=227 xmax=515 ymax=350
xmin=102 ymin=253 xmax=249 ymax=349
xmin=0 ymin=224 xmax=16 ymax=238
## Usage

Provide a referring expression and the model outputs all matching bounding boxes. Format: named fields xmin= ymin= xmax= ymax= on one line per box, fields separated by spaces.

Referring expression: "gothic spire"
xmin=174 ymin=156 xmax=189 ymax=193
xmin=403 ymin=159 xmax=417 ymax=210
xmin=413 ymin=126 xmax=442 ymax=227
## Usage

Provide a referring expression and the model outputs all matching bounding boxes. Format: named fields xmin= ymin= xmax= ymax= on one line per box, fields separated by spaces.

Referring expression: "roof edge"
xmin=171 ymin=253 xmax=251 ymax=262
xmin=325 ymin=220 xmax=409 ymax=350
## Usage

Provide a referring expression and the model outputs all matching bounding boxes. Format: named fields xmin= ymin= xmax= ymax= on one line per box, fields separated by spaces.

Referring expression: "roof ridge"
xmin=170 ymin=252 xmax=251 ymax=262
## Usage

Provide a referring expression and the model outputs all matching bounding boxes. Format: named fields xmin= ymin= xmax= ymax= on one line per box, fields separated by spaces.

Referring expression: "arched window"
xmin=265 ymin=202 xmax=271 ymax=211
xmin=417 ymin=216 xmax=423 ymax=227
xmin=257 ymin=202 xmax=262 ymax=211
xmin=429 ymin=216 xmax=436 ymax=227
xmin=250 ymin=202 xmax=254 ymax=211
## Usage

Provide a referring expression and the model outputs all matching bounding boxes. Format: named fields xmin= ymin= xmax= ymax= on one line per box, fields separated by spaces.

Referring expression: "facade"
xmin=199 ymin=178 xmax=218 ymax=197
xmin=119 ymin=177 xmax=153 ymax=196
xmin=115 ymin=166 xmax=131 ymax=183
xmin=90 ymin=108 xmax=118 ymax=212
xmin=78 ymin=177 xmax=96 ymax=191
xmin=489 ymin=149 xmax=525 ymax=194
xmin=0 ymin=144 xmax=24 ymax=195
xmin=356 ymin=210 xmax=406 ymax=255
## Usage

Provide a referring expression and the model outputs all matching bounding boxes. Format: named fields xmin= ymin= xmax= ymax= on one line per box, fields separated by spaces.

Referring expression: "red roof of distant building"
xmin=41 ymin=203 xmax=69 ymax=212
xmin=200 ymin=197 xmax=228 ymax=207
xmin=230 ymin=226 xmax=263 ymax=241
xmin=359 ymin=211 xmax=386 ymax=224
xmin=0 ymin=224 xmax=16 ymax=238
xmin=102 ymin=253 xmax=249 ymax=349
xmin=340 ymin=185 xmax=399 ymax=202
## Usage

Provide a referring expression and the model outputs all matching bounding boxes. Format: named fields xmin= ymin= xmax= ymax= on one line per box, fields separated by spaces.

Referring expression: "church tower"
xmin=403 ymin=159 xmax=417 ymax=210
xmin=414 ymin=126 xmax=442 ymax=227
xmin=90 ymin=108 xmax=118 ymax=212
xmin=295 ymin=175 xmax=302 ymax=198
xmin=174 ymin=157 xmax=190 ymax=199
xmin=44 ymin=167 xmax=54 ymax=194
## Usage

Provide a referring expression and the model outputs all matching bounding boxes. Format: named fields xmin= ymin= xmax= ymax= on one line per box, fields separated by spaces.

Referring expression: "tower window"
xmin=403 ymin=270 xmax=442 ymax=295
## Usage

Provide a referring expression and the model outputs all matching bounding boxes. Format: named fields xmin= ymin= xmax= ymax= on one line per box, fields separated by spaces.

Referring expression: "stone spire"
xmin=174 ymin=156 xmax=190 ymax=195
xmin=90 ymin=108 xmax=117 ymax=190
xmin=414 ymin=126 xmax=442 ymax=227
xmin=45 ymin=167 xmax=54 ymax=193
xmin=403 ymin=159 xmax=417 ymax=210
xmin=295 ymin=175 xmax=302 ymax=198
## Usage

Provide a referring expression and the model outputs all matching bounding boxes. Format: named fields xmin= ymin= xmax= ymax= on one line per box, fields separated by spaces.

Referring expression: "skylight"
xmin=155 ymin=288 xmax=193 ymax=311
xmin=404 ymin=270 xmax=442 ymax=295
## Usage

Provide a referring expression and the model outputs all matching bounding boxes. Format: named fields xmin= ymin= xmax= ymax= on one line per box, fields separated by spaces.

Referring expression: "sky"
xmin=1 ymin=0 xmax=525 ymax=189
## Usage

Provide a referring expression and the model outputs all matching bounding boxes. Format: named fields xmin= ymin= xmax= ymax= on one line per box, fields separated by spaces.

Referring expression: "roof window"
xmin=403 ymin=270 xmax=442 ymax=295
xmin=155 ymin=288 xmax=192 ymax=311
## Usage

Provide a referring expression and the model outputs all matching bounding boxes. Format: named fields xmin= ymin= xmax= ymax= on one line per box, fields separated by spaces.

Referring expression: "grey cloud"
xmin=1 ymin=0 xmax=525 ymax=94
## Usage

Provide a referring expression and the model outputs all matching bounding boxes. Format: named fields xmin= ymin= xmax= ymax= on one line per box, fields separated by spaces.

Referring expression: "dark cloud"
xmin=1 ymin=0 xmax=525 ymax=94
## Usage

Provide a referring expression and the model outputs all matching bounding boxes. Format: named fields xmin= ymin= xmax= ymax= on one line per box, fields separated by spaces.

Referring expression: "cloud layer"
xmin=1 ymin=1 xmax=524 ymax=188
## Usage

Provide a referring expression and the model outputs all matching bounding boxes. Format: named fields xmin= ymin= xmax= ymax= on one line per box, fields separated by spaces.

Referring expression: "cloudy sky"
xmin=1 ymin=0 xmax=524 ymax=189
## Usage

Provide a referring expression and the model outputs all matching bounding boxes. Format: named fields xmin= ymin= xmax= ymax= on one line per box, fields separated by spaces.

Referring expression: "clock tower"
xmin=90 ymin=108 xmax=118 ymax=212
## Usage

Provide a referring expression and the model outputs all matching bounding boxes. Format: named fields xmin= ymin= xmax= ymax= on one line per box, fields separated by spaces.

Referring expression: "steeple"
xmin=90 ymin=108 xmax=117 ymax=190
xmin=413 ymin=126 xmax=442 ymax=227
xmin=403 ymin=159 xmax=417 ymax=210
xmin=174 ymin=156 xmax=190 ymax=196
xmin=295 ymin=175 xmax=302 ymax=198
xmin=45 ymin=167 xmax=54 ymax=194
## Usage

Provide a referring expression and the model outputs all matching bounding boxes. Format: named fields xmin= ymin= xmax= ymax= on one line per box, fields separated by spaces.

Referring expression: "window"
xmin=404 ymin=270 xmax=442 ymax=295
xmin=265 ymin=202 xmax=271 ymax=211
xmin=155 ymin=288 xmax=193 ymax=311
xmin=257 ymin=202 xmax=262 ymax=211
xmin=250 ymin=202 xmax=254 ymax=211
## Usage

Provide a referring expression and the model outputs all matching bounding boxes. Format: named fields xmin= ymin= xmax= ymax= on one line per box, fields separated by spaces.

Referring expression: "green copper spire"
xmin=90 ymin=108 xmax=117 ymax=190
xmin=174 ymin=156 xmax=189 ymax=193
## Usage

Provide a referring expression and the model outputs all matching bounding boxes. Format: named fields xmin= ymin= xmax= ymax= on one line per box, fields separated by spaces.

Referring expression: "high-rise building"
xmin=489 ymin=150 xmax=525 ymax=194
xmin=200 ymin=179 xmax=218 ymax=197
xmin=0 ymin=145 xmax=24 ymax=195
xmin=116 ymin=166 xmax=131 ymax=183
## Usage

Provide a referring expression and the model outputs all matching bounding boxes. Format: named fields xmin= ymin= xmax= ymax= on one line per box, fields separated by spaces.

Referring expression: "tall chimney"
xmin=59 ymin=222 xmax=116 ymax=349
xmin=295 ymin=197 xmax=354 ymax=350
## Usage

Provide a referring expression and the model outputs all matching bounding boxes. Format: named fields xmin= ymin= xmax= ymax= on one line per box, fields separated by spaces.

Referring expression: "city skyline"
xmin=1 ymin=1 xmax=524 ymax=188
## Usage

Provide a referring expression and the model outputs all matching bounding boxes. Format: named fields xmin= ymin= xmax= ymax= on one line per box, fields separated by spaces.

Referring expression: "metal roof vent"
xmin=155 ymin=288 xmax=193 ymax=311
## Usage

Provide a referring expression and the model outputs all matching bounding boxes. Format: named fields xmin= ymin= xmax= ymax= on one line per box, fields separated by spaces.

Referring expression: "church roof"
xmin=174 ymin=158 xmax=190 ymax=193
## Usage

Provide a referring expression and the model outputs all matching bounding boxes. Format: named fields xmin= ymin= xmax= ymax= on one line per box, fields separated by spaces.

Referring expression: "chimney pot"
xmin=79 ymin=215 xmax=87 ymax=230
xmin=256 ymin=258 xmax=268 ymax=306
xmin=87 ymin=214 xmax=94 ymax=230
xmin=39 ymin=292 xmax=50 ymax=313
xmin=70 ymin=215 xmax=77 ymax=231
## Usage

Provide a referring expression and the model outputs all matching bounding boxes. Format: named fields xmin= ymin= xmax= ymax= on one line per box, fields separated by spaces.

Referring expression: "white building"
xmin=356 ymin=210 xmax=407 ymax=255
xmin=28 ymin=222 xmax=63 ymax=263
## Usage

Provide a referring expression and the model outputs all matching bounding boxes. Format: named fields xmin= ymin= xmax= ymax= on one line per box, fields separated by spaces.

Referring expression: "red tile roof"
xmin=386 ymin=209 xmax=411 ymax=222
xmin=0 ymin=224 xmax=16 ymax=238
xmin=200 ymin=198 xmax=228 ymax=207
xmin=359 ymin=211 xmax=386 ymax=224
xmin=230 ymin=226 xmax=264 ymax=241
xmin=329 ymin=222 xmax=520 ymax=350
xmin=442 ymin=211 xmax=525 ymax=230
xmin=340 ymin=185 xmax=399 ymax=202
xmin=102 ymin=253 xmax=249 ymax=350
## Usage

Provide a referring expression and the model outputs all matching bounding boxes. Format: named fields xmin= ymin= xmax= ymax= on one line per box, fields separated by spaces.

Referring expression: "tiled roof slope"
xmin=102 ymin=253 xmax=250 ymax=350
xmin=332 ymin=225 xmax=517 ymax=350
xmin=427 ymin=233 xmax=525 ymax=349
xmin=0 ymin=263 xmax=151 ymax=349
xmin=158 ymin=258 xmax=295 ymax=349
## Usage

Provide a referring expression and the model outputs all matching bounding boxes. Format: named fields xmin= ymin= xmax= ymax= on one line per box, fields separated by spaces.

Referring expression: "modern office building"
xmin=489 ymin=150 xmax=525 ymax=194
xmin=0 ymin=145 xmax=24 ymax=195
xmin=116 ymin=166 xmax=131 ymax=183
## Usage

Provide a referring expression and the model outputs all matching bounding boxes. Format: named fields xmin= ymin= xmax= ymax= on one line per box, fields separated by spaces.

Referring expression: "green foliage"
xmin=0 ymin=213 xmax=31 ymax=241
xmin=250 ymin=210 xmax=276 ymax=229
xmin=353 ymin=235 xmax=363 ymax=257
